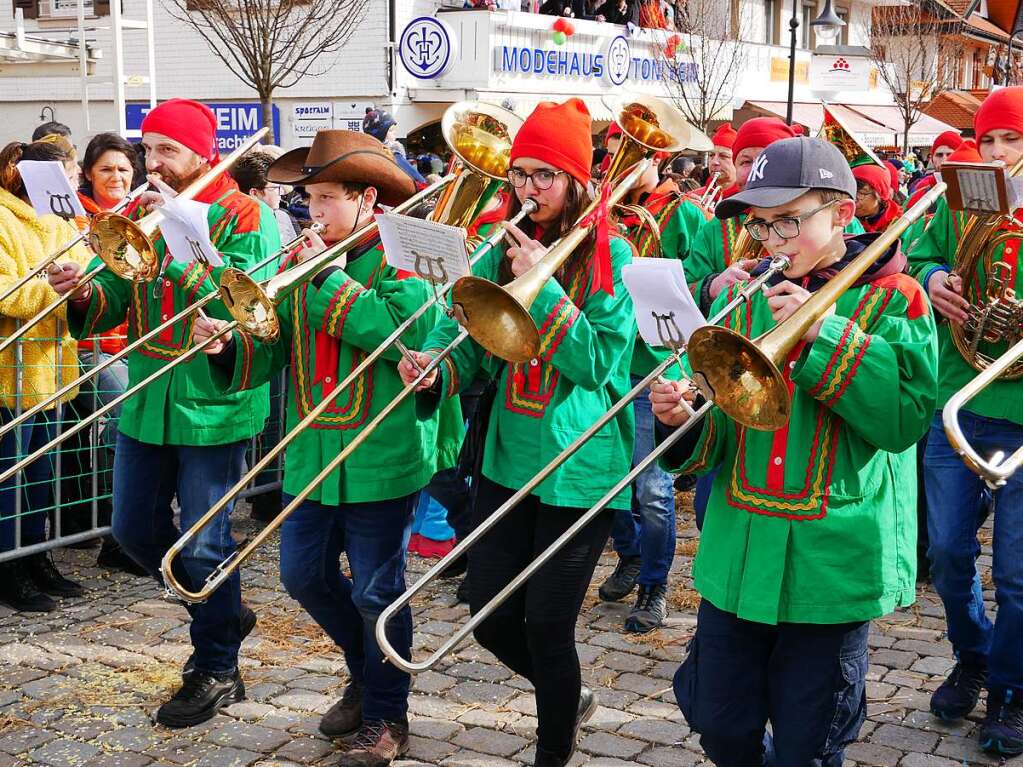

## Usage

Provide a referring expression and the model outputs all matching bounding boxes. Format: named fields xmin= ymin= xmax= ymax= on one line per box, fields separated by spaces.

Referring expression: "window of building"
xmin=800 ymin=1 xmax=815 ymax=49
xmin=764 ymin=0 xmax=777 ymax=44
xmin=836 ymin=6 xmax=849 ymax=46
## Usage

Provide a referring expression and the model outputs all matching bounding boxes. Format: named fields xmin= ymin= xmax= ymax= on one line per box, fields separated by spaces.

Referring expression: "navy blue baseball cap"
xmin=715 ymin=136 xmax=856 ymax=219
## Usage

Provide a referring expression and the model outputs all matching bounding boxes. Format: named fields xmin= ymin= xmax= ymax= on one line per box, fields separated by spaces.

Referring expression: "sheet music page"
xmin=376 ymin=212 xmax=470 ymax=285
xmin=159 ymin=199 xmax=222 ymax=267
xmin=955 ymin=168 xmax=1005 ymax=213
xmin=16 ymin=160 xmax=87 ymax=220
xmin=622 ymin=259 xmax=707 ymax=348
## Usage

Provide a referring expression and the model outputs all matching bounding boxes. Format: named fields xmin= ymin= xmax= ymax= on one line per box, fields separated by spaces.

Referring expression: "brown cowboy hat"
xmin=267 ymin=129 xmax=415 ymax=207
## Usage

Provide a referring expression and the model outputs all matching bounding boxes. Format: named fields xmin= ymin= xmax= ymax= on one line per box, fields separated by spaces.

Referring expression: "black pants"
xmin=468 ymin=475 xmax=613 ymax=759
xmin=674 ymin=600 xmax=869 ymax=767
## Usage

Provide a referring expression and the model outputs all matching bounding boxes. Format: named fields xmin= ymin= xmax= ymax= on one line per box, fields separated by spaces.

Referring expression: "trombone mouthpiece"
xmin=520 ymin=199 xmax=539 ymax=216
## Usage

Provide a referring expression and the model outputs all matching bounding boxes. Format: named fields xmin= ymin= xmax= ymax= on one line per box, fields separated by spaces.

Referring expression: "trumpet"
xmin=160 ymin=200 xmax=539 ymax=603
xmin=943 ymin=337 xmax=1023 ymax=488
xmin=0 ymin=225 xmax=324 ymax=442
xmin=375 ymin=178 xmax=949 ymax=672
xmin=0 ymin=129 xmax=269 ymax=357
xmin=0 ymin=183 xmax=148 ymax=306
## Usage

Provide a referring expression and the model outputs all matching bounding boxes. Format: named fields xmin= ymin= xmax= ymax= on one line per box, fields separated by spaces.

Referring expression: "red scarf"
xmin=860 ymin=198 xmax=903 ymax=234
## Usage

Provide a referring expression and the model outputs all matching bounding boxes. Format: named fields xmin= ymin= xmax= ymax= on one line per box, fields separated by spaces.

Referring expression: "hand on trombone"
xmin=46 ymin=261 xmax=91 ymax=303
xmin=650 ymin=379 xmax=700 ymax=428
xmin=503 ymin=221 xmax=548 ymax=278
xmin=192 ymin=314 xmax=232 ymax=355
xmin=928 ymin=271 xmax=970 ymax=325
xmin=709 ymin=258 xmax=760 ymax=301
xmin=293 ymin=226 xmax=333 ymax=266
xmin=762 ymin=281 xmax=833 ymax=342
xmin=397 ymin=351 xmax=438 ymax=391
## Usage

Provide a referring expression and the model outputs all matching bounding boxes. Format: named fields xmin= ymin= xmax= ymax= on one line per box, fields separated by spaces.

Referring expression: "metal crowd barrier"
xmin=0 ymin=323 xmax=287 ymax=564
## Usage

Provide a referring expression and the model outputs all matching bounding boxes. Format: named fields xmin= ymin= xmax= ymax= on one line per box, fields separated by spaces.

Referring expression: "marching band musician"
xmin=195 ymin=129 xmax=463 ymax=767
xmin=399 ymin=98 xmax=637 ymax=767
xmin=851 ymin=163 xmax=903 ymax=234
xmin=0 ymin=138 xmax=91 ymax=612
xmin=651 ymin=136 xmax=938 ymax=767
xmin=907 ymin=87 xmax=1023 ymax=755
xmin=689 ymin=122 xmax=737 ymax=203
xmin=48 ymin=99 xmax=281 ymax=727
xmin=598 ymin=152 xmax=705 ymax=633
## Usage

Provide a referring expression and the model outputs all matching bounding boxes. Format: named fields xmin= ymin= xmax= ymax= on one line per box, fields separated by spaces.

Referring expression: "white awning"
xmin=476 ymin=92 xmax=616 ymax=123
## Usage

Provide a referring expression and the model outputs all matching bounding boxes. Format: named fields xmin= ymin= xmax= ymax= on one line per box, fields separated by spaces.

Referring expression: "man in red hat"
xmin=907 ymin=130 xmax=962 ymax=206
xmin=690 ymin=122 xmax=737 ymax=201
xmin=909 ymin=87 xmax=1023 ymax=757
xmin=48 ymin=98 xmax=282 ymax=727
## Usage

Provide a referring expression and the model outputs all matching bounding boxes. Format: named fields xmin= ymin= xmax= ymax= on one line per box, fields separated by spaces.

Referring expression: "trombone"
xmin=374 ymin=178 xmax=949 ymax=673
xmin=0 ymin=225 xmax=323 ymax=441
xmin=0 ymin=177 xmax=449 ymax=487
xmin=943 ymin=337 xmax=1023 ymax=488
xmin=0 ymin=129 xmax=269 ymax=357
xmin=159 ymin=100 xmax=527 ymax=602
xmin=0 ymin=183 xmax=148 ymax=306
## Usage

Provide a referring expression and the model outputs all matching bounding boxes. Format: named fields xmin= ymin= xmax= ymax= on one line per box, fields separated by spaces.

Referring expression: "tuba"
xmin=946 ymin=156 xmax=1023 ymax=379
xmin=818 ymin=105 xmax=885 ymax=170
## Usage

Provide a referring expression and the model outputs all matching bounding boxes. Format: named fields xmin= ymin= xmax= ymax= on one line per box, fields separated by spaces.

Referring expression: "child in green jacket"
xmin=651 ymin=137 xmax=938 ymax=765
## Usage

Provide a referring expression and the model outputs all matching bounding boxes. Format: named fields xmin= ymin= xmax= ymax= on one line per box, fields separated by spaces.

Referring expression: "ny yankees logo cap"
xmin=715 ymin=136 xmax=857 ymax=219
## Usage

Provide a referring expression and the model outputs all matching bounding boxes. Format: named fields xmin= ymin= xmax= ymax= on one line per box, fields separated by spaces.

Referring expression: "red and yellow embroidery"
xmin=322 ymin=279 xmax=365 ymax=337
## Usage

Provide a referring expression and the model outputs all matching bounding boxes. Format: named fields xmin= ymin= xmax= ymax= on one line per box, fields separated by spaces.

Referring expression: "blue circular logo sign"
xmin=603 ymin=35 xmax=631 ymax=86
xmin=399 ymin=17 xmax=456 ymax=80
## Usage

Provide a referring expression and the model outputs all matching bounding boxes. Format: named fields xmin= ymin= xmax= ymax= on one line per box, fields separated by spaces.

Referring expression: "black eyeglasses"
xmin=744 ymin=200 xmax=839 ymax=242
xmin=507 ymin=167 xmax=566 ymax=191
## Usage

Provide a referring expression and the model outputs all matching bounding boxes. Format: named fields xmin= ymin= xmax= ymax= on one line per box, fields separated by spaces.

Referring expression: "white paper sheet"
xmin=622 ymin=259 xmax=707 ymax=349
xmin=16 ymin=160 xmax=87 ymax=220
xmin=375 ymin=212 xmax=470 ymax=285
xmin=158 ymin=197 xmax=222 ymax=267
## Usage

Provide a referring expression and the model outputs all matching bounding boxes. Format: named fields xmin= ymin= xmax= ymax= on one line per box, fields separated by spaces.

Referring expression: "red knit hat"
xmin=947 ymin=139 xmax=982 ymax=163
xmin=511 ymin=98 xmax=593 ymax=187
xmin=975 ymin=87 xmax=1023 ymax=143
xmin=885 ymin=160 xmax=901 ymax=191
xmin=853 ymin=164 xmax=892 ymax=200
xmin=732 ymin=117 xmax=799 ymax=158
xmin=711 ymin=122 xmax=737 ymax=150
xmin=141 ymin=99 xmax=219 ymax=163
xmin=931 ymin=130 xmax=962 ymax=154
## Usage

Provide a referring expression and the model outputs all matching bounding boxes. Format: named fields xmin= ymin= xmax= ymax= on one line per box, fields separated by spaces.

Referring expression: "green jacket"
xmin=662 ymin=246 xmax=938 ymax=625
xmin=623 ymin=192 xmax=707 ymax=377
xmin=69 ymin=176 xmax=281 ymax=446
xmin=907 ymin=198 xmax=1023 ymax=424
xmin=686 ymin=211 xmax=865 ymax=311
xmin=212 ymin=240 xmax=463 ymax=506
xmin=418 ymin=235 xmax=637 ymax=511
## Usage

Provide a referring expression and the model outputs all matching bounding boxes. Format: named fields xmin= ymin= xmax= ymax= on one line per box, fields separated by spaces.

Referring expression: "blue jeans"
xmin=279 ymin=492 xmax=417 ymax=722
xmin=111 ymin=433 xmax=246 ymax=675
xmin=925 ymin=411 xmax=1023 ymax=695
xmin=609 ymin=375 xmax=676 ymax=586
xmin=77 ymin=350 xmax=128 ymax=452
xmin=0 ymin=410 xmax=54 ymax=552
xmin=674 ymin=600 xmax=869 ymax=767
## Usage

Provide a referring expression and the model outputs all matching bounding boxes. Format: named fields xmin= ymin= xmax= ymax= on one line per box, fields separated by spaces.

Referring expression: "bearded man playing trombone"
xmin=48 ymin=98 xmax=281 ymax=728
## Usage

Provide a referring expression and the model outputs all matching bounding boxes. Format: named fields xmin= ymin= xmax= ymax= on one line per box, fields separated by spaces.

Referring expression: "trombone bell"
xmin=220 ymin=268 xmax=280 ymax=343
xmin=88 ymin=212 xmax=160 ymax=281
xmin=685 ymin=325 xmax=790 ymax=431
xmin=450 ymin=275 xmax=540 ymax=364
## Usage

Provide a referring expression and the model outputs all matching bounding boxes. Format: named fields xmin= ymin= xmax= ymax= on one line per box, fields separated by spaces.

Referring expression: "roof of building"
xmin=922 ymin=90 xmax=984 ymax=131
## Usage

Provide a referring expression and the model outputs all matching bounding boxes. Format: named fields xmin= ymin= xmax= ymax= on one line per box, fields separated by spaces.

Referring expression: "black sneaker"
xmin=182 ymin=604 xmax=257 ymax=681
xmin=598 ymin=555 xmax=642 ymax=602
xmin=96 ymin=539 xmax=148 ymax=576
xmin=979 ymin=688 xmax=1023 ymax=756
xmin=456 ymin=576 xmax=470 ymax=605
xmin=0 ymin=562 xmax=56 ymax=613
xmin=931 ymin=661 xmax=987 ymax=721
xmin=339 ymin=718 xmax=409 ymax=766
xmin=249 ymin=489 xmax=281 ymax=523
xmin=320 ymin=680 xmax=363 ymax=738
xmin=625 ymin=583 xmax=668 ymax=634
xmin=25 ymin=552 xmax=84 ymax=597
xmin=155 ymin=669 xmax=244 ymax=728
xmin=574 ymin=685 xmax=596 ymax=741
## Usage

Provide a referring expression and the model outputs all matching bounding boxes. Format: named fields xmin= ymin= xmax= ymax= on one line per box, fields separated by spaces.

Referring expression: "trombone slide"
xmin=943 ymin=335 xmax=1023 ymax=488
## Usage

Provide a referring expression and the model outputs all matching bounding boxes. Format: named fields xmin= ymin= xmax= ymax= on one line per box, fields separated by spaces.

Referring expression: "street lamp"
xmin=785 ymin=0 xmax=848 ymax=123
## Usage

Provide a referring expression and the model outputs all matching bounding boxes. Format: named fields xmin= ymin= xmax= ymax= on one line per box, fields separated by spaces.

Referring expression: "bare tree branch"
xmin=656 ymin=0 xmax=749 ymax=135
xmin=161 ymin=0 xmax=371 ymax=143
xmin=860 ymin=1 xmax=964 ymax=151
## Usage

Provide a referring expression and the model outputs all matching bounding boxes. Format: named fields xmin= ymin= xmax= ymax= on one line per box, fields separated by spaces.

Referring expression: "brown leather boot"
xmin=339 ymin=718 xmax=409 ymax=766
xmin=319 ymin=680 xmax=363 ymax=738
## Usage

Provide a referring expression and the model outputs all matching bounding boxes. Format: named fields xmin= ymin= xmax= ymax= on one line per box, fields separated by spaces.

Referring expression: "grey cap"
xmin=715 ymin=136 xmax=856 ymax=219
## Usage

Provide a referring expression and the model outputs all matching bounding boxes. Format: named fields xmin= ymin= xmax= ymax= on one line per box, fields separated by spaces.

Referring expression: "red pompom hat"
xmin=140 ymin=98 xmax=219 ymax=163
xmin=975 ymin=87 xmax=1023 ymax=143
xmin=732 ymin=117 xmax=799 ymax=158
xmin=711 ymin=122 xmax=737 ymax=150
xmin=947 ymin=139 xmax=982 ymax=163
xmin=931 ymin=130 xmax=962 ymax=154
xmin=852 ymin=164 xmax=892 ymax=200
xmin=511 ymin=98 xmax=593 ymax=187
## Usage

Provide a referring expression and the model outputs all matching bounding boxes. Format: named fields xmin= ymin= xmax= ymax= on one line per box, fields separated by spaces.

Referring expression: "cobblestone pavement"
xmin=0 ymin=497 xmax=1018 ymax=767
